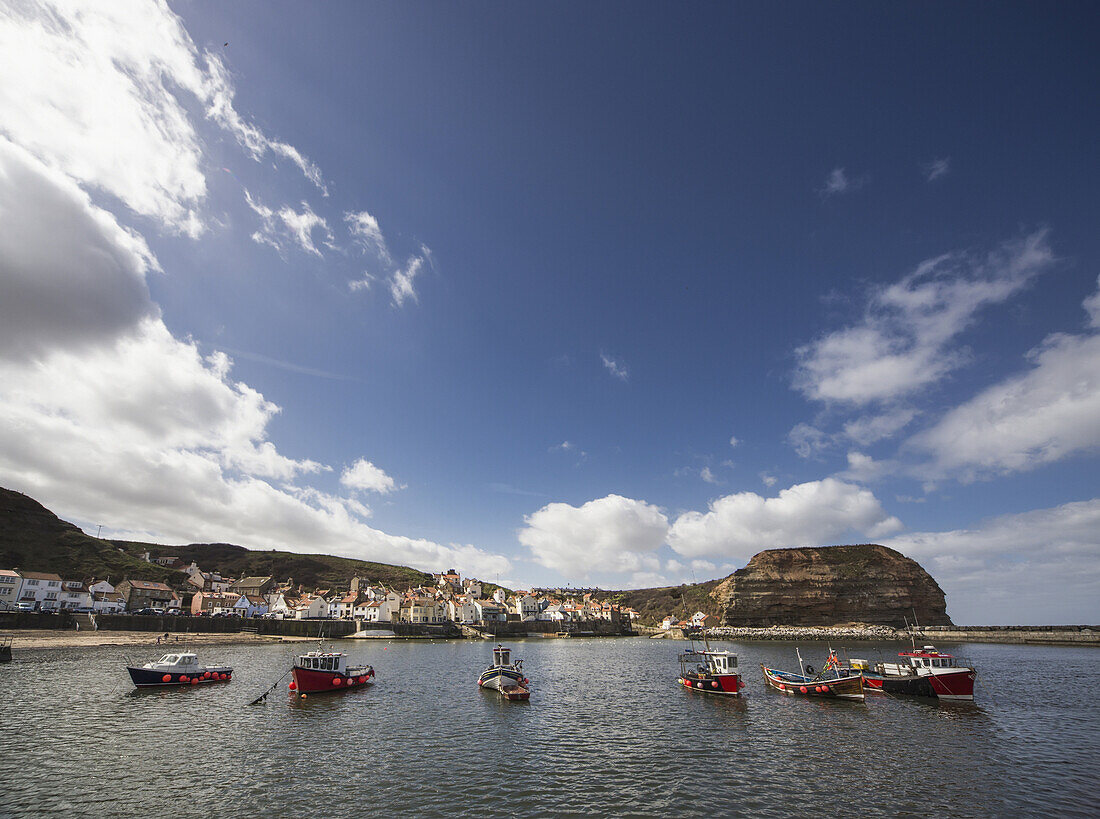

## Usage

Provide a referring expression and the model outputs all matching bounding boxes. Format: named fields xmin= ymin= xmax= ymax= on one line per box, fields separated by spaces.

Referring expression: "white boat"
xmin=478 ymin=644 xmax=529 ymax=699
xmin=126 ymin=652 xmax=232 ymax=687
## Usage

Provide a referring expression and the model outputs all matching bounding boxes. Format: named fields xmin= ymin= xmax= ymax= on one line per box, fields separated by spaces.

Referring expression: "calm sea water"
xmin=1 ymin=637 xmax=1097 ymax=817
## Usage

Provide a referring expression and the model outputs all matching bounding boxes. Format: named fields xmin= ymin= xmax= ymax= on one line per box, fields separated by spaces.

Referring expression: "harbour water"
xmin=2 ymin=637 xmax=1097 ymax=817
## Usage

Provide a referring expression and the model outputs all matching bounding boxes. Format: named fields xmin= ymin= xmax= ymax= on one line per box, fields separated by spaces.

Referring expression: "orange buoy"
xmin=332 ymin=677 xmax=341 ymax=685
xmin=190 ymin=677 xmax=199 ymax=685
xmin=162 ymin=674 xmax=171 ymax=683
xmin=180 ymin=675 xmax=188 ymax=683
xmin=289 ymin=681 xmax=297 ymax=690
xmin=800 ymin=686 xmax=808 ymax=694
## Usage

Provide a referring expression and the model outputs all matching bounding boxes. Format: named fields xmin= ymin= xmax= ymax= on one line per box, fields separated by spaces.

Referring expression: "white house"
xmin=58 ymin=580 xmax=93 ymax=610
xmin=89 ymin=579 xmax=115 ymax=595
xmin=491 ymin=588 xmax=508 ymax=605
xmin=0 ymin=569 xmax=22 ymax=610
xmin=17 ymin=571 xmax=63 ymax=611
xmin=474 ymin=599 xmax=508 ymax=623
xmin=512 ymin=594 xmax=540 ymax=621
xmin=448 ymin=596 xmax=478 ymax=624
xmin=294 ymin=597 xmax=329 ymax=620
xmin=92 ymin=591 xmax=126 ymax=614
xmin=265 ymin=592 xmax=293 ymax=618
xmin=537 ymin=604 xmax=566 ymax=622
xmin=463 ymin=579 xmax=482 ymax=599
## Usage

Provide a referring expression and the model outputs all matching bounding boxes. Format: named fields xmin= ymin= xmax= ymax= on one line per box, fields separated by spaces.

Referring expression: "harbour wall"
xmin=637 ymin=623 xmax=1100 ymax=645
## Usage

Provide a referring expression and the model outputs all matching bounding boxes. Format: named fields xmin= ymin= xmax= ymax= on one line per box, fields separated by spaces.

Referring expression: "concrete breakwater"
xmin=640 ymin=623 xmax=1100 ymax=645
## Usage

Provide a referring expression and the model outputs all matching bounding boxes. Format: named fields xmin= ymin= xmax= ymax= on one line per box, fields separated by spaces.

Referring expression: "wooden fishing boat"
xmin=479 ymin=644 xmax=530 ymax=699
xmin=761 ymin=649 xmax=864 ymax=700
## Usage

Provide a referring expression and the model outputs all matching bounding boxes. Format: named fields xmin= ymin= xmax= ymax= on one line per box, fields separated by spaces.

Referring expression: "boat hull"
xmin=761 ymin=664 xmax=864 ymax=700
xmin=292 ymin=665 xmax=374 ymax=695
xmin=478 ymin=667 xmax=524 ymax=690
xmin=678 ymin=672 xmax=744 ymax=696
xmin=127 ymin=666 xmax=232 ymax=687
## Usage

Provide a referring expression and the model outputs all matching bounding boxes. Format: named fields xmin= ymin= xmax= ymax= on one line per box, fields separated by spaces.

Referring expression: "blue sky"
xmin=1 ymin=1 xmax=1098 ymax=623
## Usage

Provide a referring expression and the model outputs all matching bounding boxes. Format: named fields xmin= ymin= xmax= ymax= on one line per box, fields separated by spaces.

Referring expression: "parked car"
xmin=165 ymin=608 xmax=182 ymax=616
xmin=16 ymin=602 xmax=35 ymax=612
xmin=133 ymin=608 xmax=159 ymax=615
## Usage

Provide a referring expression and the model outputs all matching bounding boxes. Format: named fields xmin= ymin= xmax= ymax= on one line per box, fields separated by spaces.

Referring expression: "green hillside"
xmin=0 ymin=487 xmax=434 ymax=590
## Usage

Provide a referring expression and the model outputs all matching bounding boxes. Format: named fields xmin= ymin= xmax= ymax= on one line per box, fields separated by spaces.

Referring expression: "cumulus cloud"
xmin=340 ymin=459 xmax=401 ymax=494
xmin=788 ymin=422 xmax=830 ymax=458
xmin=0 ymin=139 xmax=158 ymax=361
xmin=885 ymin=500 xmax=1100 ymax=623
xmin=842 ymin=408 xmax=918 ymax=446
xmin=0 ymin=0 xmax=508 ymax=582
xmin=668 ymin=478 xmax=902 ymax=561
xmin=601 ymin=353 xmax=629 ymax=381
xmin=908 ymin=280 xmax=1100 ymax=480
xmin=520 ymin=494 xmax=669 ymax=575
xmin=0 ymin=0 xmax=324 ymax=236
xmin=793 ymin=230 xmax=1054 ymax=406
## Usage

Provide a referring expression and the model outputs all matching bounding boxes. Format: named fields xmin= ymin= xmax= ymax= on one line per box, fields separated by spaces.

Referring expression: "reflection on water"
xmin=0 ymin=638 xmax=1097 ymax=816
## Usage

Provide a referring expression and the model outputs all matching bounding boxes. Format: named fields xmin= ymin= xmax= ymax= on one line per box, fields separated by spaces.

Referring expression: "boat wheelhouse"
xmin=677 ymin=647 xmax=744 ymax=696
xmin=126 ymin=652 xmax=232 ymax=687
xmin=290 ymin=649 xmax=374 ymax=696
xmin=869 ymin=645 xmax=976 ymax=700
xmin=478 ymin=644 xmax=530 ymax=700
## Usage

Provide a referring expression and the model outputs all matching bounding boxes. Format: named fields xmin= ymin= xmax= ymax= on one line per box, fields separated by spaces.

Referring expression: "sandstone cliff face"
xmin=711 ymin=544 xmax=951 ymax=627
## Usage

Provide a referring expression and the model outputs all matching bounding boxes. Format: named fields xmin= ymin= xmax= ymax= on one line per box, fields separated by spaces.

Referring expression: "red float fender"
xmin=711 ymin=681 xmax=718 ymax=688
xmin=180 ymin=675 xmax=189 ymax=683
xmin=799 ymin=686 xmax=808 ymax=694
xmin=190 ymin=677 xmax=199 ymax=685
xmin=289 ymin=681 xmax=297 ymax=691
xmin=162 ymin=674 xmax=171 ymax=683
xmin=332 ymin=677 xmax=341 ymax=685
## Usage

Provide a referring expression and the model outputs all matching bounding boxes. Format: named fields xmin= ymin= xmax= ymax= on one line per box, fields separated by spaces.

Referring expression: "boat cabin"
xmin=899 ymin=647 xmax=959 ymax=669
xmin=679 ymin=649 xmax=738 ymax=676
xmin=492 ymin=645 xmax=511 ymax=667
xmin=297 ymin=650 xmax=348 ymax=674
xmin=146 ymin=653 xmax=199 ymax=670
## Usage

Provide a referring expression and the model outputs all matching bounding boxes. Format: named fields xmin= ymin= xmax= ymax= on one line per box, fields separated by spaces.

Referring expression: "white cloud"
xmin=843 ymin=408 xmax=918 ymax=445
xmin=245 ymin=191 xmax=333 ymax=257
xmin=908 ymin=283 xmax=1100 ymax=480
xmin=346 ymin=209 xmax=392 ymax=265
xmin=788 ymin=422 xmax=830 ymax=458
xmin=0 ymin=0 xmax=323 ymax=237
xmin=340 ymin=459 xmax=401 ymax=494
xmin=819 ymin=167 xmax=864 ymax=196
xmin=389 ymin=250 xmax=431 ymax=308
xmin=520 ymin=494 xmax=669 ymax=575
xmin=885 ymin=500 xmax=1100 ymax=623
xmin=601 ymin=353 xmax=629 ymax=381
xmin=667 ymin=478 xmax=902 ymax=562
xmin=760 ymin=473 xmax=777 ymax=487
xmin=793 ymin=231 xmax=1054 ymax=405
xmin=728 ymin=435 xmax=740 ymax=448
xmin=1084 ymin=274 xmax=1100 ymax=328
xmin=838 ymin=451 xmax=892 ymax=483
xmin=701 ymin=467 xmax=720 ymax=484
xmin=550 ymin=441 xmax=575 ymax=452
xmin=922 ymin=157 xmax=950 ymax=182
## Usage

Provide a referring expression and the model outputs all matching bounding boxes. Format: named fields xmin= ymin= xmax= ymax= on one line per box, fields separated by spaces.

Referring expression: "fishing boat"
xmin=126 ymin=651 xmax=232 ymax=687
xmin=761 ymin=648 xmax=864 ymax=700
xmin=677 ymin=645 xmax=744 ymax=696
xmin=478 ymin=644 xmax=530 ymax=700
xmin=290 ymin=648 xmax=374 ymax=696
xmin=858 ymin=645 xmax=976 ymax=700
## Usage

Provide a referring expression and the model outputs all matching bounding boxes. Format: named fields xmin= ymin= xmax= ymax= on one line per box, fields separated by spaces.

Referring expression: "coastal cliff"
xmin=713 ymin=544 xmax=951 ymax=627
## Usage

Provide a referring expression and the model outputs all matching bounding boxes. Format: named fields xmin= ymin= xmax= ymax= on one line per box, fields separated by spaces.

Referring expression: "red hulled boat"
xmin=677 ymin=645 xmax=744 ymax=696
xmin=290 ymin=648 xmax=374 ymax=696
xmin=863 ymin=645 xmax=976 ymax=700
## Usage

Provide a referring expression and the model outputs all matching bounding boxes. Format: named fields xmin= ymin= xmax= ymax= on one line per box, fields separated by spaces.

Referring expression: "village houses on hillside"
xmin=0 ymin=560 xmax=640 ymax=627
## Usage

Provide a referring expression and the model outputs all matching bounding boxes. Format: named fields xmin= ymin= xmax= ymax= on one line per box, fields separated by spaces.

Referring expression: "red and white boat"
xmin=677 ymin=646 xmax=744 ymax=696
xmin=290 ymin=648 xmax=374 ymax=696
xmin=863 ymin=645 xmax=976 ymax=700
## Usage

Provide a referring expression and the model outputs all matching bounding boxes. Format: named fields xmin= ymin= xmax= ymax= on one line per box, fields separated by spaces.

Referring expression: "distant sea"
xmin=2 ymin=638 xmax=1096 ymax=816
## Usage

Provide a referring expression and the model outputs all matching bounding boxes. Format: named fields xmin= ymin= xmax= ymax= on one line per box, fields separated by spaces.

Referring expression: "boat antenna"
xmin=796 ymin=646 xmax=806 ymax=676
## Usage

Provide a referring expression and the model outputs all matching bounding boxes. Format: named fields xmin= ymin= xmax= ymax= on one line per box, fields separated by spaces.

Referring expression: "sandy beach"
xmin=3 ymin=629 xmax=319 ymax=650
